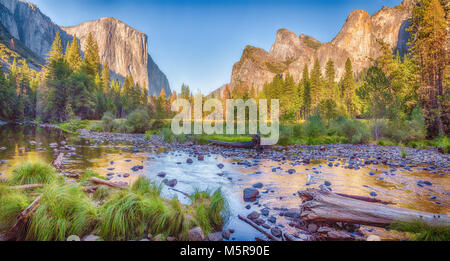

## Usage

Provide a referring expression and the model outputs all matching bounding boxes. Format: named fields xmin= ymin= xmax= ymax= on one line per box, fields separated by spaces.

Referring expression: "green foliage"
xmin=27 ymin=183 xmax=97 ymax=241
xmin=99 ymin=190 xmax=164 ymax=241
xmin=93 ymin=186 xmax=112 ymax=201
xmin=80 ymin=170 xmax=106 ymax=182
xmin=126 ymin=109 xmax=151 ymax=133
xmin=0 ymin=185 xmax=29 ymax=231
xmin=131 ymin=176 xmax=162 ymax=197
xmin=334 ymin=118 xmax=370 ymax=144
xmin=100 ymin=112 xmax=117 ymax=132
xmin=390 ymin=220 xmax=450 ymax=241
xmin=10 ymin=163 xmax=57 ymax=185
xmin=304 ymin=115 xmax=326 ymax=138
xmin=437 ymin=136 xmax=449 ymax=154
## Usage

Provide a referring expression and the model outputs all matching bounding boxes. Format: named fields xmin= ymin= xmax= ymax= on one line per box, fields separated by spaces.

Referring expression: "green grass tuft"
xmin=390 ymin=220 xmax=450 ymax=241
xmin=131 ymin=176 xmax=162 ymax=197
xmin=0 ymin=185 xmax=29 ymax=232
xmin=27 ymin=183 xmax=97 ymax=241
xmin=93 ymin=186 xmax=112 ymax=201
xmin=10 ymin=163 xmax=57 ymax=185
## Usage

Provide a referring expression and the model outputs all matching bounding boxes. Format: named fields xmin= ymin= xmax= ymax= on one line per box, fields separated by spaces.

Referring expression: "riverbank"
xmin=0 ymin=123 xmax=449 ymax=241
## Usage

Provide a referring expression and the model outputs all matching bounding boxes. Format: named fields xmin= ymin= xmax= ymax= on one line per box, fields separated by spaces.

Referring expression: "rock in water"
xmin=243 ymin=188 xmax=259 ymax=202
xmin=207 ymin=232 xmax=223 ymax=241
xmin=189 ymin=227 xmax=205 ymax=241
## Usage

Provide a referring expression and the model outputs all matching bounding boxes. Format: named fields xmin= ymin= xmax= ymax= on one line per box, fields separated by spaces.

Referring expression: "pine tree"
xmin=310 ymin=58 xmax=323 ymax=109
xmin=301 ymin=65 xmax=311 ymax=118
xmin=101 ymin=63 xmax=111 ymax=91
xmin=84 ymin=33 xmax=101 ymax=77
xmin=47 ymin=31 xmax=64 ymax=63
xmin=409 ymin=0 xmax=447 ymax=135
xmin=341 ymin=58 xmax=356 ymax=116
xmin=65 ymin=35 xmax=82 ymax=70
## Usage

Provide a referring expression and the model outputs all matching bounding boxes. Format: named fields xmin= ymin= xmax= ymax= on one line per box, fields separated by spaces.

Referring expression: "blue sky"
xmin=30 ymin=0 xmax=403 ymax=94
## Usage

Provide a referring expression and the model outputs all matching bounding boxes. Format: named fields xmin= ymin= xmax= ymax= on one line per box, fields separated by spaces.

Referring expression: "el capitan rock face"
xmin=62 ymin=17 xmax=171 ymax=96
xmin=229 ymin=0 xmax=414 ymax=92
xmin=61 ymin=17 xmax=171 ymax=96
xmin=0 ymin=0 xmax=171 ymax=96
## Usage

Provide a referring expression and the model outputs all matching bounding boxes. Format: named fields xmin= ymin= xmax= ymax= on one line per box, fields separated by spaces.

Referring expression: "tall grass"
xmin=99 ymin=190 xmax=167 ymax=241
xmin=390 ymin=220 xmax=450 ymax=241
xmin=131 ymin=176 xmax=162 ymax=197
xmin=0 ymin=185 xmax=29 ymax=232
xmin=10 ymin=163 xmax=57 ymax=185
xmin=26 ymin=183 xmax=97 ymax=241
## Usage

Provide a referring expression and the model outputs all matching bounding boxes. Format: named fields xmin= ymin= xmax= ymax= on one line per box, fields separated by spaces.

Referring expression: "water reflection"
xmin=0 ymin=123 xmax=448 ymax=241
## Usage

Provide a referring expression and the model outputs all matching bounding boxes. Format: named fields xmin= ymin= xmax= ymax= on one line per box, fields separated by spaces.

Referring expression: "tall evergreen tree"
xmin=47 ymin=31 xmax=64 ymax=63
xmin=65 ymin=35 xmax=83 ymax=71
xmin=409 ymin=0 xmax=448 ymax=135
xmin=84 ymin=33 xmax=101 ymax=77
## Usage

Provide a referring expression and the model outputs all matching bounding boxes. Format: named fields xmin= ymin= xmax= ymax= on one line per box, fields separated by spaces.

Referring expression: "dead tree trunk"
xmin=298 ymin=188 xmax=450 ymax=228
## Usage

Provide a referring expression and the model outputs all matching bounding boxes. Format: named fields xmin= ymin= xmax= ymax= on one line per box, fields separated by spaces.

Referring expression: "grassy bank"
xmin=0 ymin=163 xmax=228 ymax=241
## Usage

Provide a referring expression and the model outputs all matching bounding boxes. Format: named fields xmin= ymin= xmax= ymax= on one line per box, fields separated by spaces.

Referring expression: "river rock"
xmin=222 ymin=230 xmax=231 ymax=240
xmin=207 ymin=232 xmax=223 ymax=241
xmin=247 ymin=211 xmax=260 ymax=220
xmin=243 ymin=188 xmax=259 ymax=202
xmin=252 ymin=183 xmax=264 ymax=189
xmin=271 ymin=227 xmax=282 ymax=238
xmin=188 ymin=227 xmax=205 ymax=241
xmin=82 ymin=235 xmax=101 ymax=241
xmin=168 ymin=179 xmax=177 ymax=187
xmin=157 ymin=172 xmax=166 ymax=178
xmin=186 ymin=158 xmax=193 ymax=164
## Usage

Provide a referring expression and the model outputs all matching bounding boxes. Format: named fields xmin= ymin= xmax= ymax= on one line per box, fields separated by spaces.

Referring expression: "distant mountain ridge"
xmin=0 ymin=0 xmax=171 ymax=96
xmin=228 ymin=0 xmax=414 ymax=93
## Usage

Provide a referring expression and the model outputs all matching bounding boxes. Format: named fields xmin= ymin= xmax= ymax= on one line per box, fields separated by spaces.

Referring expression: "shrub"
xmin=335 ymin=119 xmax=370 ymax=144
xmin=27 ymin=183 xmax=97 ymax=241
xmin=0 ymin=185 xmax=29 ymax=231
xmin=126 ymin=109 xmax=151 ymax=133
xmin=10 ymin=163 xmax=57 ymax=185
xmin=100 ymin=112 xmax=117 ymax=132
xmin=437 ymin=136 xmax=449 ymax=154
xmin=304 ymin=115 xmax=326 ymax=138
xmin=278 ymin=125 xmax=294 ymax=145
xmin=115 ymin=120 xmax=133 ymax=133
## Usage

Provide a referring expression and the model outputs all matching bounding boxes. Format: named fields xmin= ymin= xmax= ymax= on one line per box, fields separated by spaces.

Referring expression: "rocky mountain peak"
xmin=228 ymin=1 xmax=414 ymax=93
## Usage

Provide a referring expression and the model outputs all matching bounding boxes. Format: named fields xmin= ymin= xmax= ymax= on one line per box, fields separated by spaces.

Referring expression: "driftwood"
xmin=298 ymin=188 xmax=450 ymax=228
xmin=89 ymin=177 xmax=127 ymax=189
xmin=11 ymin=184 xmax=44 ymax=190
xmin=238 ymin=215 xmax=281 ymax=241
xmin=7 ymin=196 xmax=41 ymax=241
xmin=83 ymin=185 xmax=98 ymax=193
xmin=169 ymin=188 xmax=191 ymax=198
xmin=316 ymin=226 xmax=365 ymax=241
xmin=51 ymin=153 xmax=65 ymax=170
xmin=335 ymin=193 xmax=394 ymax=205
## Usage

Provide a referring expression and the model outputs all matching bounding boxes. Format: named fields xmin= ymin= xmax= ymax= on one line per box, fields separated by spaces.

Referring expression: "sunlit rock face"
xmin=62 ymin=17 xmax=171 ymax=96
xmin=0 ymin=0 xmax=171 ymax=96
xmin=229 ymin=0 xmax=413 ymax=92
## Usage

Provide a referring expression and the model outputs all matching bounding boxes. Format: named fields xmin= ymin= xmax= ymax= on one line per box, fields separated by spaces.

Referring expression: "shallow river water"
xmin=0 ymin=124 xmax=448 ymax=240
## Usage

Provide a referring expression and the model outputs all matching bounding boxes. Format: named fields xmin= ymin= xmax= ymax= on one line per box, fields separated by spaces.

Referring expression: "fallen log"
xmin=51 ymin=153 xmax=65 ymax=170
xmin=7 ymin=196 xmax=41 ymax=241
xmin=89 ymin=177 xmax=127 ymax=189
xmin=11 ymin=184 xmax=44 ymax=190
xmin=335 ymin=193 xmax=394 ymax=205
xmin=238 ymin=215 xmax=281 ymax=241
xmin=298 ymin=188 xmax=450 ymax=228
xmin=82 ymin=185 xmax=98 ymax=193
